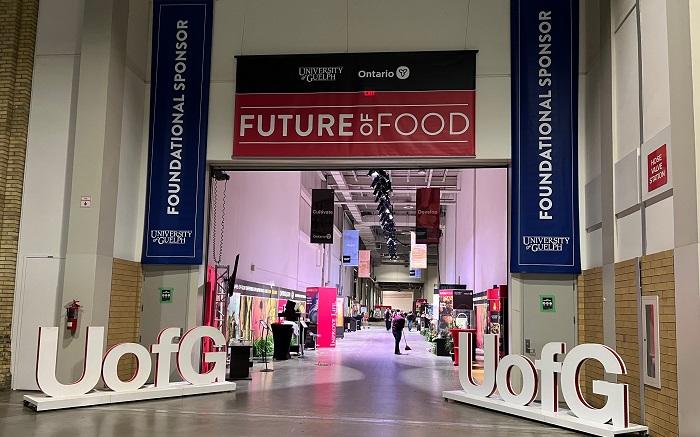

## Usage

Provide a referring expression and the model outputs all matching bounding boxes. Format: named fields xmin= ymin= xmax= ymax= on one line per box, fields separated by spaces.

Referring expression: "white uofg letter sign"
xmin=24 ymin=326 xmax=236 ymax=411
xmin=443 ymin=333 xmax=648 ymax=437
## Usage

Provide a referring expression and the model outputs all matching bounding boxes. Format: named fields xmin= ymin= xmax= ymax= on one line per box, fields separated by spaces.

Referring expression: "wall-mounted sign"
xmin=641 ymin=126 xmax=673 ymax=201
xmin=24 ymin=326 xmax=235 ymax=411
xmin=416 ymin=188 xmax=441 ymax=244
xmin=443 ymin=333 xmax=648 ymax=435
xmin=310 ymin=189 xmax=334 ymax=244
xmin=342 ymin=230 xmax=360 ymax=266
xmin=510 ymin=0 xmax=581 ymax=274
xmin=540 ymin=295 xmax=555 ymax=312
xmin=358 ymin=250 xmax=371 ymax=278
xmin=233 ymin=51 xmax=476 ymax=158
xmin=409 ymin=268 xmax=422 ymax=279
xmin=160 ymin=287 xmax=174 ymax=304
xmin=642 ymin=295 xmax=661 ymax=388
xmin=142 ymin=0 xmax=213 ymax=264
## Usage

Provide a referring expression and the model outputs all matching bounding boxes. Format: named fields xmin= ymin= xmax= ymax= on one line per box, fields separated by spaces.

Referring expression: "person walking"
xmin=384 ymin=309 xmax=391 ymax=331
xmin=407 ymin=311 xmax=415 ymax=331
xmin=391 ymin=312 xmax=406 ymax=355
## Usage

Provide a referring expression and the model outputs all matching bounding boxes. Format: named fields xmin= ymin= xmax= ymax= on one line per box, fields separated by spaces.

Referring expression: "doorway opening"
xmin=204 ymin=166 xmax=508 ymax=373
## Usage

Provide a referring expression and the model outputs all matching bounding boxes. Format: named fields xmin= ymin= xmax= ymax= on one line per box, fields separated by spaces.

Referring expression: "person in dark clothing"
xmin=281 ymin=300 xmax=299 ymax=321
xmin=407 ymin=311 xmax=415 ymax=331
xmin=384 ymin=309 xmax=391 ymax=331
xmin=391 ymin=313 xmax=406 ymax=355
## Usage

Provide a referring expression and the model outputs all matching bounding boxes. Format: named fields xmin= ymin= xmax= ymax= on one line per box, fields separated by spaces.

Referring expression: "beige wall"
xmin=106 ymin=259 xmax=143 ymax=381
xmin=0 ymin=0 xmax=38 ymax=389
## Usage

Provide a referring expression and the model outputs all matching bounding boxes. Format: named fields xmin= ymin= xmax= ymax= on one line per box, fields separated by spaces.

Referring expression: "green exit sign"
xmin=540 ymin=295 xmax=555 ymax=312
xmin=160 ymin=287 xmax=174 ymax=304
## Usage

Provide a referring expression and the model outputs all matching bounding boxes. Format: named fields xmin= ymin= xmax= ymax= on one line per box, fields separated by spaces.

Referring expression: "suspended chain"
xmin=211 ymin=178 xmax=227 ymax=265
xmin=217 ymin=179 xmax=227 ymax=264
xmin=211 ymin=179 xmax=218 ymax=262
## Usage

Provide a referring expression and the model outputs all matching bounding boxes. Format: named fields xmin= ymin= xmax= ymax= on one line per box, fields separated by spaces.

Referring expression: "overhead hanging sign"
xmin=410 ymin=243 xmax=428 ymax=269
xmin=310 ymin=189 xmax=334 ymax=244
xmin=358 ymin=250 xmax=371 ymax=278
xmin=416 ymin=188 xmax=441 ymax=244
xmin=342 ymin=230 xmax=360 ymax=266
xmin=510 ymin=0 xmax=581 ymax=274
xmin=142 ymin=0 xmax=213 ymax=264
xmin=233 ymin=51 xmax=476 ymax=158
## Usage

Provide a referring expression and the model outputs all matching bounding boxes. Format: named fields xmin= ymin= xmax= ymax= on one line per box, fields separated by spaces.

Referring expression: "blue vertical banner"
xmin=342 ymin=230 xmax=360 ymax=266
xmin=142 ymin=0 xmax=213 ymax=264
xmin=510 ymin=0 xmax=581 ymax=273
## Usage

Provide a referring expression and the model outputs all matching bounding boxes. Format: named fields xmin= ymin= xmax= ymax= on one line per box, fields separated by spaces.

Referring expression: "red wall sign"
xmin=647 ymin=144 xmax=668 ymax=192
xmin=233 ymin=51 xmax=476 ymax=158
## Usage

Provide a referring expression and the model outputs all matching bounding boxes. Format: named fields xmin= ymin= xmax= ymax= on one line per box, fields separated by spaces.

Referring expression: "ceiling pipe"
xmin=327 ymin=186 xmax=460 ymax=192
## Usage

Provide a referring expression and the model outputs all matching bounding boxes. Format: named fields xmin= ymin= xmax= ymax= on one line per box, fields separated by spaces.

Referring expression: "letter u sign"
xmin=35 ymin=326 xmax=228 ymax=398
xmin=445 ymin=333 xmax=647 ymax=436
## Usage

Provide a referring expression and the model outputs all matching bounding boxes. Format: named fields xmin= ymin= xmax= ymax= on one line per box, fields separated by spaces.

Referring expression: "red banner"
xmin=416 ymin=188 xmax=441 ymax=244
xmin=306 ymin=287 xmax=337 ymax=348
xmin=234 ymin=91 xmax=474 ymax=157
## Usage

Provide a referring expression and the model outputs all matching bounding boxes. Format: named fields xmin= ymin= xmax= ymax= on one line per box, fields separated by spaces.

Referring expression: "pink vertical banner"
xmin=358 ymin=250 xmax=371 ymax=278
xmin=307 ymin=287 xmax=337 ymax=348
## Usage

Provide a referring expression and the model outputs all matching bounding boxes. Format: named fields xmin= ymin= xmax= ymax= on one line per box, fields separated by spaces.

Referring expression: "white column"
xmin=58 ymin=0 xmax=129 ymax=381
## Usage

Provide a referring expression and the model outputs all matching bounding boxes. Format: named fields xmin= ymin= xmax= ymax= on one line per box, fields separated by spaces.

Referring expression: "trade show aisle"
xmin=0 ymin=330 xmax=574 ymax=437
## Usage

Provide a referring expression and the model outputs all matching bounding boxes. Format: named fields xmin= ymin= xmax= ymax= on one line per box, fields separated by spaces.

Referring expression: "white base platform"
xmin=443 ymin=390 xmax=648 ymax=437
xmin=23 ymin=381 xmax=237 ymax=412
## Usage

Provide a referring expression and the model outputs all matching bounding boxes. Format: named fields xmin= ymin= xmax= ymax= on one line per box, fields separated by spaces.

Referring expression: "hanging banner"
xmin=310 ymin=189 xmax=334 ymax=244
xmin=142 ymin=0 xmax=213 ymax=264
xmin=358 ymin=250 xmax=371 ymax=278
xmin=233 ymin=51 xmax=476 ymax=158
xmin=416 ymin=188 xmax=441 ymax=244
xmin=510 ymin=0 xmax=581 ymax=274
xmin=342 ymin=230 xmax=360 ymax=266
xmin=410 ymin=243 xmax=428 ymax=269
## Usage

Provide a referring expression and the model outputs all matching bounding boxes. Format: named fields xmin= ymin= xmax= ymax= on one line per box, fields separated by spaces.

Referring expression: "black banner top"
xmin=235 ymin=50 xmax=476 ymax=93
xmin=311 ymin=189 xmax=335 ymax=244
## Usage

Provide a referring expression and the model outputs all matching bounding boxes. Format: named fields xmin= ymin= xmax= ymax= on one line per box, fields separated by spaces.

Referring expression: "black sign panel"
xmin=453 ymin=289 xmax=474 ymax=310
xmin=235 ymin=50 xmax=476 ymax=93
xmin=311 ymin=189 xmax=334 ymax=244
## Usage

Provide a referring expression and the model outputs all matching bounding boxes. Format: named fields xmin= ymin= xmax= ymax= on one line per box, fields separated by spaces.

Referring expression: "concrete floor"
xmin=0 ymin=327 xmax=577 ymax=436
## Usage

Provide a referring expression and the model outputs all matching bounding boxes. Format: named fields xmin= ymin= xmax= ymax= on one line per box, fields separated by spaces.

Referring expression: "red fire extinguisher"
xmin=65 ymin=300 xmax=81 ymax=335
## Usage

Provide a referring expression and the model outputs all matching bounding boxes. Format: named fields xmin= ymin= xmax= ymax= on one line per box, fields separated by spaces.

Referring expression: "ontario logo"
xmin=151 ymin=229 xmax=193 ymax=245
xmin=298 ymin=66 xmax=343 ymax=82
xmin=522 ymin=236 xmax=570 ymax=252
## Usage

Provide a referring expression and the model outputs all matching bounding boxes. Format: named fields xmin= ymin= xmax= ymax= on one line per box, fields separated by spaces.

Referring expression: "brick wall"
xmin=640 ymin=250 xmax=678 ymax=436
xmin=0 ymin=0 xmax=39 ymax=389
xmin=577 ymin=267 xmax=605 ymax=408
xmin=106 ymin=259 xmax=143 ymax=381
xmin=614 ymin=259 xmax=642 ymax=424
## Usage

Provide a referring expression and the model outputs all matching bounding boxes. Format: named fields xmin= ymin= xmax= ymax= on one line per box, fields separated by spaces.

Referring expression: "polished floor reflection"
xmin=0 ymin=327 xmax=577 ymax=436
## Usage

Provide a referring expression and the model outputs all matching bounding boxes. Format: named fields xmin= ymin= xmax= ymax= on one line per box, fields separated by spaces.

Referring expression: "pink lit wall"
xmin=452 ymin=169 xmax=508 ymax=294
xmin=213 ymin=171 xmax=323 ymax=291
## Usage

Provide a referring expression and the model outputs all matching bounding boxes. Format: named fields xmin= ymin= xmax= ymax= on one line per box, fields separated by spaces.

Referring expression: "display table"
xmin=449 ymin=328 xmax=477 ymax=366
xmin=271 ymin=323 xmax=294 ymax=360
